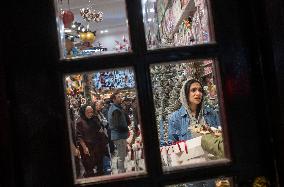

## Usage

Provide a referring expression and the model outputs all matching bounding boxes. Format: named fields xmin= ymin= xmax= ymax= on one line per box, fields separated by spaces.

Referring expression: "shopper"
xmin=95 ymin=100 xmax=112 ymax=175
xmin=168 ymin=79 xmax=220 ymax=143
xmin=76 ymin=105 xmax=108 ymax=177
xmin=108 ymin=91 xmax=129 ymax=173
xmin=68 ymin=109 xmax=82 ymax=178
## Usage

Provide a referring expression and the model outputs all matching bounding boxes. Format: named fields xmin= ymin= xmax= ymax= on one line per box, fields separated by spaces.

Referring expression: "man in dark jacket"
xmin=108 ymin=91 xmax=129 ymax=173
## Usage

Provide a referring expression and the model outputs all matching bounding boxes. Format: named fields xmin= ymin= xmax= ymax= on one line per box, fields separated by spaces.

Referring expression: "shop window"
xmin=55 ymin=0 xmax=131 ymax=60
xmin=142 ymin=0 xmax=214 ymax=50
xmin=150 ymin=59 xmax=229 ymax=172
xmin=166 ymin=177 xmax=233 ymax=187
xmin=64 ymin=67 xmax=146 ymax=184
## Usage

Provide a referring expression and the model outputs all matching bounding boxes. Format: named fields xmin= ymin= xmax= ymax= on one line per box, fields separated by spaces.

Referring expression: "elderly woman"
xmin=168 ymin=79 xmax=220 ymax=143
xmin=76 ymin=104 xmax=108 ymax=177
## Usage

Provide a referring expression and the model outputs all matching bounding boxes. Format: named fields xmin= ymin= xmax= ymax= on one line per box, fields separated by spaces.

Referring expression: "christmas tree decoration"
xmin=62 ymin=10 xmax=74 ymax=28
xmin=80 ymin=1 xmax=103 ymax=23
xmin=150 ymin=59 xmax=218 ymax=145
xmin=79 ymin=32 xmax=87 ymax=42
xmin=114 ymin=35 xmax=130 ymax=52
xmin=86 ymin=31 xmax=96 ymax=43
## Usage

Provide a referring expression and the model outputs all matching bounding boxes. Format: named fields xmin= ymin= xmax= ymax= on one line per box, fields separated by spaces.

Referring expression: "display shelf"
xmin=169 ymin=0 xmax=196 ymax=39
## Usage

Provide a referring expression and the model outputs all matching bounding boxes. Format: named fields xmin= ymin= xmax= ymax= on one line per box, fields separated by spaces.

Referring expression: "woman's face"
xmin=85 ymin=106 xmax=94 ymax=119
xmin=188 ymin=82 xmax=203 ymax=106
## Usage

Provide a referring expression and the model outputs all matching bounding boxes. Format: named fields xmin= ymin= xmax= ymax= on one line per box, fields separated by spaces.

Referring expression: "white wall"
xmin=94 ymin=29 xmax=130 ymax=52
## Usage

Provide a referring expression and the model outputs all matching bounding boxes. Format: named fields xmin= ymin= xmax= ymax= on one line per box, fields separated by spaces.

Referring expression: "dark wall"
xmin=261 ymin=0 xmax=284 ymax=185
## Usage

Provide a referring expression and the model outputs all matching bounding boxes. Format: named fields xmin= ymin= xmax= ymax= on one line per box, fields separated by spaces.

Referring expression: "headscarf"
xmin=179 ymin=79 xmax=205 ymax=126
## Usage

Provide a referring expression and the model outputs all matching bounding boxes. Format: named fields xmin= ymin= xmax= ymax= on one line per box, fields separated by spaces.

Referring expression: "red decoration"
xmin=62 ymin=10 xmax=74 ymax=28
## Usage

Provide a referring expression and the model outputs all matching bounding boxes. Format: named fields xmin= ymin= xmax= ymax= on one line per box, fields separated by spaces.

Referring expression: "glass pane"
xmin=55 ymin=0 xmax=131 ymax=60
xmin=166 ymin=177 xmax=233 ymax=187
xmin=64 ymin=67 xmax=146 ymax=184
xmin=150 ymin=59 xmax=229 ymax=172
xmin=142 ymin=0 xmax=213 ymax=50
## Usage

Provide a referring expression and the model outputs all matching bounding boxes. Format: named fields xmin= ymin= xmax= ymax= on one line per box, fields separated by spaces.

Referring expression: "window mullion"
xmin=125 ymin=0 xmax=147 ymax=55
xmin=134 ymin=60 xmax=163 ymax=185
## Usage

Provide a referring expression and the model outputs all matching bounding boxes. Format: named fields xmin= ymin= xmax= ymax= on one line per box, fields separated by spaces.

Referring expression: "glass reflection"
xmin=55 ymin=0 xmax=131 ymax=59
xmin=142 ymin=0 xmax=213 ymax=49
xmin=64 ymin=68 xmax=145 ymax=184
xmin=150 ymin=59 xmax=227 ymax=170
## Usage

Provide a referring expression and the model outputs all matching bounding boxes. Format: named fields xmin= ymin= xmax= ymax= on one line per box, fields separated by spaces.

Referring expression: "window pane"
xmin=64 ymin=67 xmax=146 ymax=184
xmin=55 ymin=0 xmax=131 ymax=60
xmin=142 ymin=0 xmax=213 ymax=50
xmin=166 ymin=177 xmax=233 ymax=187
xmin=150 ymin=59 xmax=229 ymax=172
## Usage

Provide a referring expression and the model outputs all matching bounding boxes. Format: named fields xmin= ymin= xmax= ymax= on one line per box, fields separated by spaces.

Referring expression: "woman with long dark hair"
xmin=168 ymin=79 xmax=220 ymax=143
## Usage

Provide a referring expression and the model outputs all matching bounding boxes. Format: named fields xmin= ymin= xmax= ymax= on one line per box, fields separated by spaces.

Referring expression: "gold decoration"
xmin=253 ymin=176 xmax=270 ymax=187
xmin=79 ymin=32 xmax=87 ymax=42
xmin=86 ymin=31 xmax=95 ymax=43
xmin=215 ymin=178 xmax=230 ymax=187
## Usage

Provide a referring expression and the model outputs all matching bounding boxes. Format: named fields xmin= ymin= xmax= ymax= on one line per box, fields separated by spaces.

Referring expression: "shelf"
xmin=160 ymin=0 xmax=196 ymax=39
xmin=169 ymin=0 xmax=196 ymax=39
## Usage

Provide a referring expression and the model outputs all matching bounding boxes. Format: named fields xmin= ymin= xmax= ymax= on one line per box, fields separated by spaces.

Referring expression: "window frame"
xmin=51 ymin=0 xmax=260 ymax=186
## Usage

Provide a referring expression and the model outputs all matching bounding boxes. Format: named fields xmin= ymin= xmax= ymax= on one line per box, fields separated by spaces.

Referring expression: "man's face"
xmin=85 ymin=106 xmax=94 ymax=119
xmin=114 ymin=94 xmax=122 ymax=104
xmin=188 ymin=82 xmax=203 ymax=106
xmin=96 ymin=101 xmax=104 ymax=111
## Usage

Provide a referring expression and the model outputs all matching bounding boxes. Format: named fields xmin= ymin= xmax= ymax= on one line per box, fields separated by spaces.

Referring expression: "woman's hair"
xmin=184 ymin=79 xmax=204 ymax=117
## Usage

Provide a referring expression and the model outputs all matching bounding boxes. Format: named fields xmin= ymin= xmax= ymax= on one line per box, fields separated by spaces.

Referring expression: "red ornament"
xmin=62 ymin=10 xmax=74 ymax=28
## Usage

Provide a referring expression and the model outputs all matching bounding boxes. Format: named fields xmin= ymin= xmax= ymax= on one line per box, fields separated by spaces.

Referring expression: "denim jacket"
xmin=168 ymin=105 xmax=220 ymax=143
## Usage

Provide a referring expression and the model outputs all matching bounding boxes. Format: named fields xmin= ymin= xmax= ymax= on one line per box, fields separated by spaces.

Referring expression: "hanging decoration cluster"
xmin=80 ymin=4 xmax=103 ymax=23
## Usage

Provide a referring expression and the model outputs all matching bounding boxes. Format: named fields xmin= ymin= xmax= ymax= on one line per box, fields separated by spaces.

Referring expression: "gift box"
xmin=185 ymin=136 xmax=205 ymax=159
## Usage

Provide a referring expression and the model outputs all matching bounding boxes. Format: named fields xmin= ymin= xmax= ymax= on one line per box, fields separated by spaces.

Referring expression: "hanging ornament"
xmin=61 ymin=0 xmax=74 ymax=28
xmin=86 ymin=31 xmax=96 ymax=43
xmin=80 ymin=2 xmax=103 ymax=23
xmin=79 ymin=32 xmax=87 ymax=42
xmin=183 ymin=16 xmax=192 ymax=29
xmin=62 ymin=10 xmax=74 ymax=28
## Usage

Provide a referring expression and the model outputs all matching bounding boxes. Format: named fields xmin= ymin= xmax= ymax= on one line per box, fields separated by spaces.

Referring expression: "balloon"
xmin=62 ymin=10 xmax=74 ymax=28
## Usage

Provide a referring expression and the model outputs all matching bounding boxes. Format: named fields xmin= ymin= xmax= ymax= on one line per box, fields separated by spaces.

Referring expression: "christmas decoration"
xmin=62 ymin=10 xmax=74 ymax=28
xmin=86 ymin=31 xmax=96 ymax=43
xmin=114 ymin=35 xmax=130 ymax=52
xmin=150 ymin=59 xmax=218 ymax=145
xmin=183 ymin=16 xmax=192 ymax=29
xmin=80 ymin=2 xmax=103 ymax=23
xmin=79 ymin=32 xmax=87 ymax=42
xmin=253 ymin=176 xmax=270 ymax=187
xmin=215 ymin=177 xmax=231 ymax=187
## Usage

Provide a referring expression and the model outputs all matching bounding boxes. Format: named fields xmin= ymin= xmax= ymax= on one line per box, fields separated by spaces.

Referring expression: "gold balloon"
xmin=86 ymin=32 xmax=95 ymax=43
xmin=79 ymin=32 xmax=87 ymax=42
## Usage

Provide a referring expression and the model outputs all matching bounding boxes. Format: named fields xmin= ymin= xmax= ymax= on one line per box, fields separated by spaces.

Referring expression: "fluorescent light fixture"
xmin=104 ymin=30 xmax=108 ymax=33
